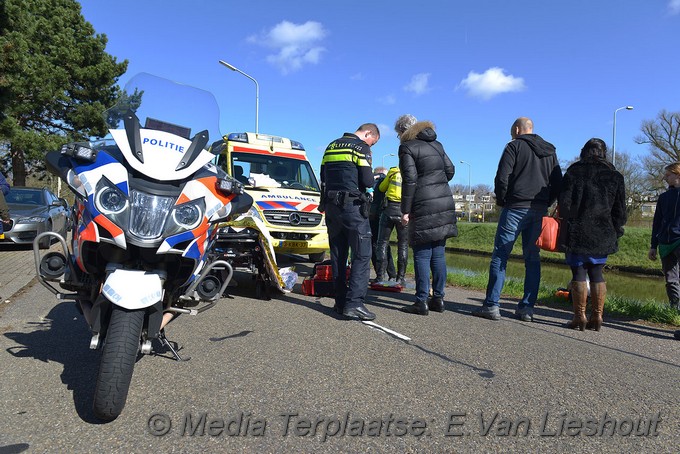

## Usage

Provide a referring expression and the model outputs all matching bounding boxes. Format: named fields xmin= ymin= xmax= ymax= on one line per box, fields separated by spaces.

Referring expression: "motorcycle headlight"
xmin=172 ymin=202 xmax=202 ymax=230
xmin=129 ymin=190 xmax=175 ymax=239
xmin=165 ymin=199 xmax=205 ymax=236
xmin=94 ymin=178 xmax=130 ymax=230
xmin=96 ymin=185 xmax=127 ymax=215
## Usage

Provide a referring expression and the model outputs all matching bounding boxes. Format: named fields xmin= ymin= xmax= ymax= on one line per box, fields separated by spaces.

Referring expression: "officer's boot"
xmin=400 ymin=300 xmax=429 ymax=316
xmin=586 ymin=282 xmax=607 ymax=331
xmin=566 ymin=281 xmax=588 ymax=331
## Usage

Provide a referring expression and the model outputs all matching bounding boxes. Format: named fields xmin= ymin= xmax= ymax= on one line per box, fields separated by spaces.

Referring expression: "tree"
xmin=615 ymin=150 xmax=651 ymax=215
xmin=634 ymin=109 xmax=680 ymax=180
xmin=0 ymin=0 xmax=128 ymax=186
xmin=450 ymin=183 xmax=468 ymax=195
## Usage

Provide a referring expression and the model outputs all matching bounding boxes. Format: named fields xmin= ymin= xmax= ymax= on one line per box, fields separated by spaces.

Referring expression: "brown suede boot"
xmin=566 ymin=281 xmax=588 ymax=331
xmin=587 ymin=282 xmax=607 ymax=331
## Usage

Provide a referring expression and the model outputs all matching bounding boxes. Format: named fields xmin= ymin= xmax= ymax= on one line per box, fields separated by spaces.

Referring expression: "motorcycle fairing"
xmin=69 ymin=151 xmax=129 ymax=251
xmin=102 ymin=269 xmax=163 ymax=309
xmin=157 ymin=175 xmax=236 ymax=259
xmin=111 ymin=128 xmax=217 ymax=182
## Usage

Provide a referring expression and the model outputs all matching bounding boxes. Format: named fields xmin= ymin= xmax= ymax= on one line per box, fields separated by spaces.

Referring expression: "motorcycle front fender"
xmin=102 ymin=269 xmax=163 ymax=310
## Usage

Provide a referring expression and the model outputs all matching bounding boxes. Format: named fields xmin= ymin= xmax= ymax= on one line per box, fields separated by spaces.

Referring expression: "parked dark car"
xmin=1 ymin=187 xmax=69 ymax=248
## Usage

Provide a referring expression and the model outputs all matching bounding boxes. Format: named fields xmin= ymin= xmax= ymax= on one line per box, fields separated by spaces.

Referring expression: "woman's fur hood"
xmin=399 ymin=121 xmax=436 ymax=143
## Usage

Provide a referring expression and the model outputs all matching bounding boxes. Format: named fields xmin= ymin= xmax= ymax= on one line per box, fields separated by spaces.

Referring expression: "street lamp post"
xmin=382 ymin=153 xmax=396 ymax=168
xmin=612 ymin=105 xmax=633 ymax=167
xmin=460 ymin=160 xmax=471 ymax=222
xmin=219 ymin=60 xmax=260 ymax=134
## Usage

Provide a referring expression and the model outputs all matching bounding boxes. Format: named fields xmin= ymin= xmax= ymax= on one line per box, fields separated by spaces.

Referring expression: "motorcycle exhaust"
xmin=39 ymin=252 xmax=68 ymax=280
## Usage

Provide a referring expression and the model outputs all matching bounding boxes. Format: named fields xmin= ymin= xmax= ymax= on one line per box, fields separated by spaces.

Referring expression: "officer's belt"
xmin=326 ymin=190 xmax=361 ymax=205
xmin=387 ymin=199 xmax=401 ymax=204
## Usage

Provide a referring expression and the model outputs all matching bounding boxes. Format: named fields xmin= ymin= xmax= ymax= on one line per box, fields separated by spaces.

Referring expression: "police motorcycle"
xmin=32 ymin=73 xmax=252 ymax=421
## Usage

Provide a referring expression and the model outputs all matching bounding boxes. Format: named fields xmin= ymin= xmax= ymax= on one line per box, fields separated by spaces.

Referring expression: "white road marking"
xmin=361 ymin=320 xmax=411 ymax=341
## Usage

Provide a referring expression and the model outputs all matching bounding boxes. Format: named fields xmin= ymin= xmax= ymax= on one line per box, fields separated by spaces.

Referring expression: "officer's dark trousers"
xmin=376 ymin=202 xmax=408 ymax=281
xmin=325 ymin=201 xmax=372 ymax=310
xmin=370 ymin=212 xmax=395 ymax=279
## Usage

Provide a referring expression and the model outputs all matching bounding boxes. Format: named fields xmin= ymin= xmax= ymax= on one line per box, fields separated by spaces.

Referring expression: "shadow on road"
xmin=4 ymin=302 xmax=105 ymax=424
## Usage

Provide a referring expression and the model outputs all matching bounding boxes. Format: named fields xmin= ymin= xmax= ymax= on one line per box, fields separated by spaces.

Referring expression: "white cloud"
xmin=669 ymin=0 xmax=680 ymax=14
xmin=247 ymin=20 xmax=327 ymax=74
xmin=403 ymin=73 xmax=431 ymax=95
xmin=377 ymin=94 xmax=397 ymax=105
xmin=457 ymin=67 xmax=526 ymax=100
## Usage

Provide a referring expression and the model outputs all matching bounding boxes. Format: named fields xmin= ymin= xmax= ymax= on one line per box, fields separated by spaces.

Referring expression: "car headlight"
xmin=17 ymin=216 xmax=48 ymax=224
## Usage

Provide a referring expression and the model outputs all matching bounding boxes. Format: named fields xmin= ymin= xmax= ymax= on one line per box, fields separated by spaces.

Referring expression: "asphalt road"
xmin=0 ymin=251 xmax=678 ymax=453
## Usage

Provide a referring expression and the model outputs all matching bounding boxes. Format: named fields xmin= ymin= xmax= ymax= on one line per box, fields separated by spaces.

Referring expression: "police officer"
xmin=320 ymin=123 xmax=380 ymax=320
xmin=375 ymin=166 xmax=408 ymax=286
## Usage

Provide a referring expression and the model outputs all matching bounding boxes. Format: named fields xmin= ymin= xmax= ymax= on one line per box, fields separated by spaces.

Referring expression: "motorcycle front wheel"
xmin=92 ymin=306 xmax=144 ymax=421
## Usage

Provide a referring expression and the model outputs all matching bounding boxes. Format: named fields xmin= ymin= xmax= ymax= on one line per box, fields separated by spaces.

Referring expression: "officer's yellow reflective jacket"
xmin=379 ymin=166 xmax=402 ymax=202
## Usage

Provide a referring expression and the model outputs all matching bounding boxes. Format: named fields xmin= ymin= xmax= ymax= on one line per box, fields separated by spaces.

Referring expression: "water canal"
xmin=443 ymin=250 xmax=667 ymax=303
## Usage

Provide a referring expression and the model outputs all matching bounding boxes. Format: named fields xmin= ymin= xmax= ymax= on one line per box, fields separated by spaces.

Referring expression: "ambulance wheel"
xmin=309 ymin=252 xmax=325 ymax=263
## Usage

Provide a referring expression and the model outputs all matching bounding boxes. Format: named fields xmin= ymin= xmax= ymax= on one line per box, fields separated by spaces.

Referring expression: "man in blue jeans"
xmin=474 ymin=117 xmax=562 ymax=322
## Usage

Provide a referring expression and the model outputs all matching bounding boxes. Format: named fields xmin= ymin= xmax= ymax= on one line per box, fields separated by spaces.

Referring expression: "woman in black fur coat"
xmin=557 ymin=138 xmax=627 ymax=331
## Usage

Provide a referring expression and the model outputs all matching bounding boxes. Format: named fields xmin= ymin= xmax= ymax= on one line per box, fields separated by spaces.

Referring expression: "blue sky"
xmin=79 ymin=0 xmax=680 ymax=189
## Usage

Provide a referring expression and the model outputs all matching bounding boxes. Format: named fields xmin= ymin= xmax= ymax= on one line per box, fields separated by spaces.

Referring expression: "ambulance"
xmin=214 ymin=132 xmax=329 ymax=262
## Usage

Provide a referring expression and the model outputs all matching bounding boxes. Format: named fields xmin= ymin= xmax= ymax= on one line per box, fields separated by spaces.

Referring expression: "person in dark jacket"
xmin=648 ymin=161 xmax=680 ymax=312
xmin=474 ymin=117 xmax=562 ymax=322
xmin=559 ymin=138 xmax=627 ymax=331
xmin=397 ymin=114 xmax=457 ymax=315
xmin=369 ymin=167 xmax=395 ymax=282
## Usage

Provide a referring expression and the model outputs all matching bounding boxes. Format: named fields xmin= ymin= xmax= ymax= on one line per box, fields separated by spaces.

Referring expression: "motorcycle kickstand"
xmin=158 ymin=329 xmax=191 ymax=362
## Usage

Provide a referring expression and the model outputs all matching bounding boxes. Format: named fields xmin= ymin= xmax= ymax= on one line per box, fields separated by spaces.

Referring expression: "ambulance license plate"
xmin=281 ymin=241 xmax=308 ymax=248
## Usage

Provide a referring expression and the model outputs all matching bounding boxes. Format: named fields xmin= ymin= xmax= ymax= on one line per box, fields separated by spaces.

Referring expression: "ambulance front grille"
xmin=262 ymin=210 xmax=322 ymax=227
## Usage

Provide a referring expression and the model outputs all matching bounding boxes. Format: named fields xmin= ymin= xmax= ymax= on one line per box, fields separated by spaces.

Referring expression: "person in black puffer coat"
xmin=558 ymin=138 xmax=627 ymax=332
xmin=397 ymin=115 xmax=457 ymax=315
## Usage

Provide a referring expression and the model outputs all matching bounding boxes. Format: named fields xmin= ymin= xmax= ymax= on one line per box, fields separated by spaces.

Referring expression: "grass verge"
xmin=437 ymin=253 xmax=680 ymax=327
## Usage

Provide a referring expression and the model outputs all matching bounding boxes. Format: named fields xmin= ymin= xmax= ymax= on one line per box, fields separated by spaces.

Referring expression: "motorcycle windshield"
xmin=101 ymin=73 xmax=222 ymax=182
